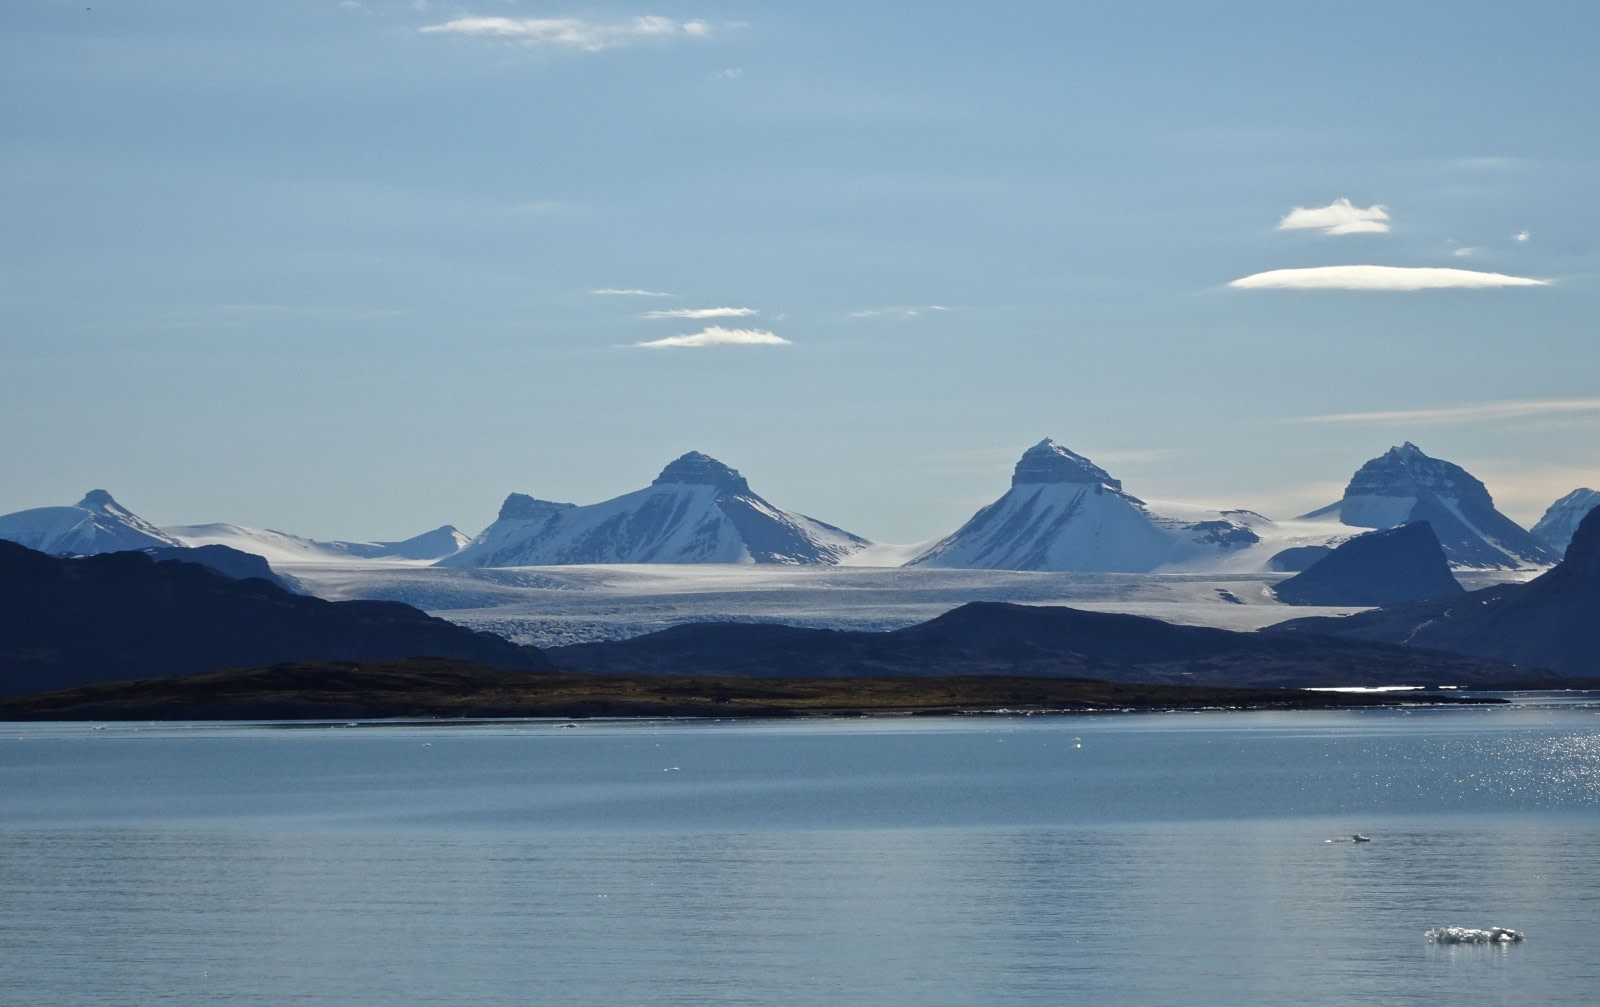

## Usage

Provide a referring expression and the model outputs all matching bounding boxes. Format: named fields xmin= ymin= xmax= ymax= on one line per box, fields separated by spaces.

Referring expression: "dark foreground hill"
xmin=1269 ymin=507 xmax=1600 ymax=677
xmin=0 ymin=658 xmax=1497 ymax=721
xmin=0 ymin=540 xmax=544 ymax=697
xmin=1272 ymin=522 xmax=1463 ymax=607
xmin=549 ymin=600 xmax=1518 ymax=690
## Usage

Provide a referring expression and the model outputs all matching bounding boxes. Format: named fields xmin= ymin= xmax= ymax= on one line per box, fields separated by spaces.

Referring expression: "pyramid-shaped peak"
xmin=652 ymin=452 xmax=752 ymax=495
xmin=1559 ymin=506 xmax=1600 ymax=583
xmin=1012 ymin=439 xmax=1122 ymax=491
xmin=76 ymin=489 xmax=123 ymax=513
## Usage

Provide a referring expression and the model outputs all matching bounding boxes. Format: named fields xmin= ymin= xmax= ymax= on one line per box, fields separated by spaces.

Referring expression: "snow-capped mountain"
xmin=1299 ymin=443 xmax=1556 ymax=570
xmin=166 ymin=523 xmax=470 ymax=565
xmin=1531 ymin=488 xmax=1600 ymax=558
xmin=0 ymin=490 xmax=184 ymax=555
xmin=440 ymin=451 xmax=872 ymax=568
xmin=909 ymin=440 xmax=1268 ymax=572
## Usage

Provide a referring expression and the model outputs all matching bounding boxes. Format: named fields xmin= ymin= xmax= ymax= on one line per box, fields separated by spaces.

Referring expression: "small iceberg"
xmin=1426 ymin=926 xmax=1524 ymax=944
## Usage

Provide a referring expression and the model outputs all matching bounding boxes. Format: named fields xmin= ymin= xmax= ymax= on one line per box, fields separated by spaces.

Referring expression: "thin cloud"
xmin=421 ymin=16 xmax=711 ymax=51
xmin=848 ymin=304 xmax=949 ymax=319
xmin=1229 ymin=265 xmax=1550 ymax=291
xmin=591 ymin=288 xmax=674 ymax=297
xmin=1277 ymin=198 xmax=1391 ymax=236
xmin=634 ymin=326 xmax=790 ymax=349
xmin=1289 ymin=398 xmax=1600 ymax=426
xmin=643 ymin=307 xmax=757 ymax=320
xmin=1451 ymin=246 xmax=1479 ymax=257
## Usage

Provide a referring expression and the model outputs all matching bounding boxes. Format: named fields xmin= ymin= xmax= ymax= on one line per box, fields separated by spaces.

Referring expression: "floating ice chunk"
xmin=1426 ymin=926 xmax=1524 ymax=944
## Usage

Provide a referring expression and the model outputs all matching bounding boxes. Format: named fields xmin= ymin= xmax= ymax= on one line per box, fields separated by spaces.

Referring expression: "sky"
xmin=3 ymin=0 xmax=1597 ymax=543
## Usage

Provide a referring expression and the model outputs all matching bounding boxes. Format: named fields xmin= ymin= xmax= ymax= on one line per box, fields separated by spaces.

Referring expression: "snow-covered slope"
xmin=166 ymin=523 xmax=470 ymax=565
xmin=909 ymin=440 xmax=1270 ymax=573
xmin=1531 ymin=488 xmax=1600 ymax=558
xmin=1299 ymin=443 xmax=1556 ymax=570
xmin=0 ymin=490 xmax=184 ymax=555
xmin=440 ymin=451 xmax=872 ymax=568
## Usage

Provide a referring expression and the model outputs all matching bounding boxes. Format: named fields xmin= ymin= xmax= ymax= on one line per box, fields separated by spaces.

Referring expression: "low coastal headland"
xmin=0 ymin=658 xmax=1501 ymax=722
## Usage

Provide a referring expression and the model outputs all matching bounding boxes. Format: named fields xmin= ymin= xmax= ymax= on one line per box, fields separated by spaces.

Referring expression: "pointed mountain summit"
xmin=909 ymin=439 xmax=1263 ymax=572
xmin=440 ymin=451 xmax=871 ymax=568
xmin=1272 ymin=522 xmax=1464 ymax=607
xmin=0 ymin=490 xmax=184 ymax=555
xmin=1300 ymin=443 xmax=1555 ymax=569
xmin=1531 ymin=488 xmax=1600 ymax=558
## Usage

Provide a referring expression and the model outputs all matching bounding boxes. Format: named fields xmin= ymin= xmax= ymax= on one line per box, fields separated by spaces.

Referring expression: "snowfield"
xmin=289 ymin=561 xmax=1381 ymax=649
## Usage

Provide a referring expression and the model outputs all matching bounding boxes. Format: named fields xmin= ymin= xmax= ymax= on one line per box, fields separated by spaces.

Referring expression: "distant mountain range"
xmin=0 ymin=441 xmax=1588 ymax=573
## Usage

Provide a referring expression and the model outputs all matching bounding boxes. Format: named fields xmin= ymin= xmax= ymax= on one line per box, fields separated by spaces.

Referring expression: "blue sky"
xmin=3 ymin=1 xmax=1597 ymax=542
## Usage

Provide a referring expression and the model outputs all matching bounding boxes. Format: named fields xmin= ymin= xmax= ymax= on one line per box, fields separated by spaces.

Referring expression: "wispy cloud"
xmin=634 ymin=326 xmax=790 ymax=349
xmin=848 ymin=304 xmax=951 ymax=320
xmin=1229 ymin=265 xmax=1550 ymax=291
xmin=1277 ymin=198 xmax=1391 ymax=236
xmin=1289 ymin=398 xmax=1600 ymax=426
xmin=421 ymin=16 xmax=712 ymax=51
xmin=591 ymin=287 xmax=674 ymax=297
xmin=643 ymin=307 xmax=757 ymax=320
xmin=1451 ymin=246 xmax=1480 ymax=257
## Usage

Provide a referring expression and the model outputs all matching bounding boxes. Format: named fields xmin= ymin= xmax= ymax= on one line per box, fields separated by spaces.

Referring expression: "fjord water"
xmin=4 ymin=701 xmax=1599 ymax=1005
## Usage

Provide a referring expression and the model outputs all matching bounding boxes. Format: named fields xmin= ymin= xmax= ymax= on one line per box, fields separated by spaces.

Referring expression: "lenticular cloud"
xmin=1229 ymin=265 xmax=1550 ymax=291
xmin=634 ymin=326 xmax=791 ymax=349
xmin=1277 ymin=198 xmax=1391 ymax=236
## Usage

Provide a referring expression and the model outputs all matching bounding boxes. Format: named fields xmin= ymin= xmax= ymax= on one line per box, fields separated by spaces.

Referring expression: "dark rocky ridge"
xmin=549 ymin=600 xmax=1518 ymax=690
xmin=1273 ymin=522 xmax=1464 ymax=607
xmin=1270 ymin=507 xmax=1600 ymax=676
xmin=143 ymin=544 xmax=305 ymax=594
xmin=0 ymin=540 xmax=544 ymax=698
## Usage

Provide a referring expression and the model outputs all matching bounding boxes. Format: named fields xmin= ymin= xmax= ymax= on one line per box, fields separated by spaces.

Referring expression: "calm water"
xmin=4 ymin=698 xmax=1600 ymax=1005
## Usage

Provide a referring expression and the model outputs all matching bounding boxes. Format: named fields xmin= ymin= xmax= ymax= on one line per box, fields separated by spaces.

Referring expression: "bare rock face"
xmin=1301 ymin=443 xmax=1556 ymax=570
xmin=1273 ymin=522 xmax=1463 ymax=607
